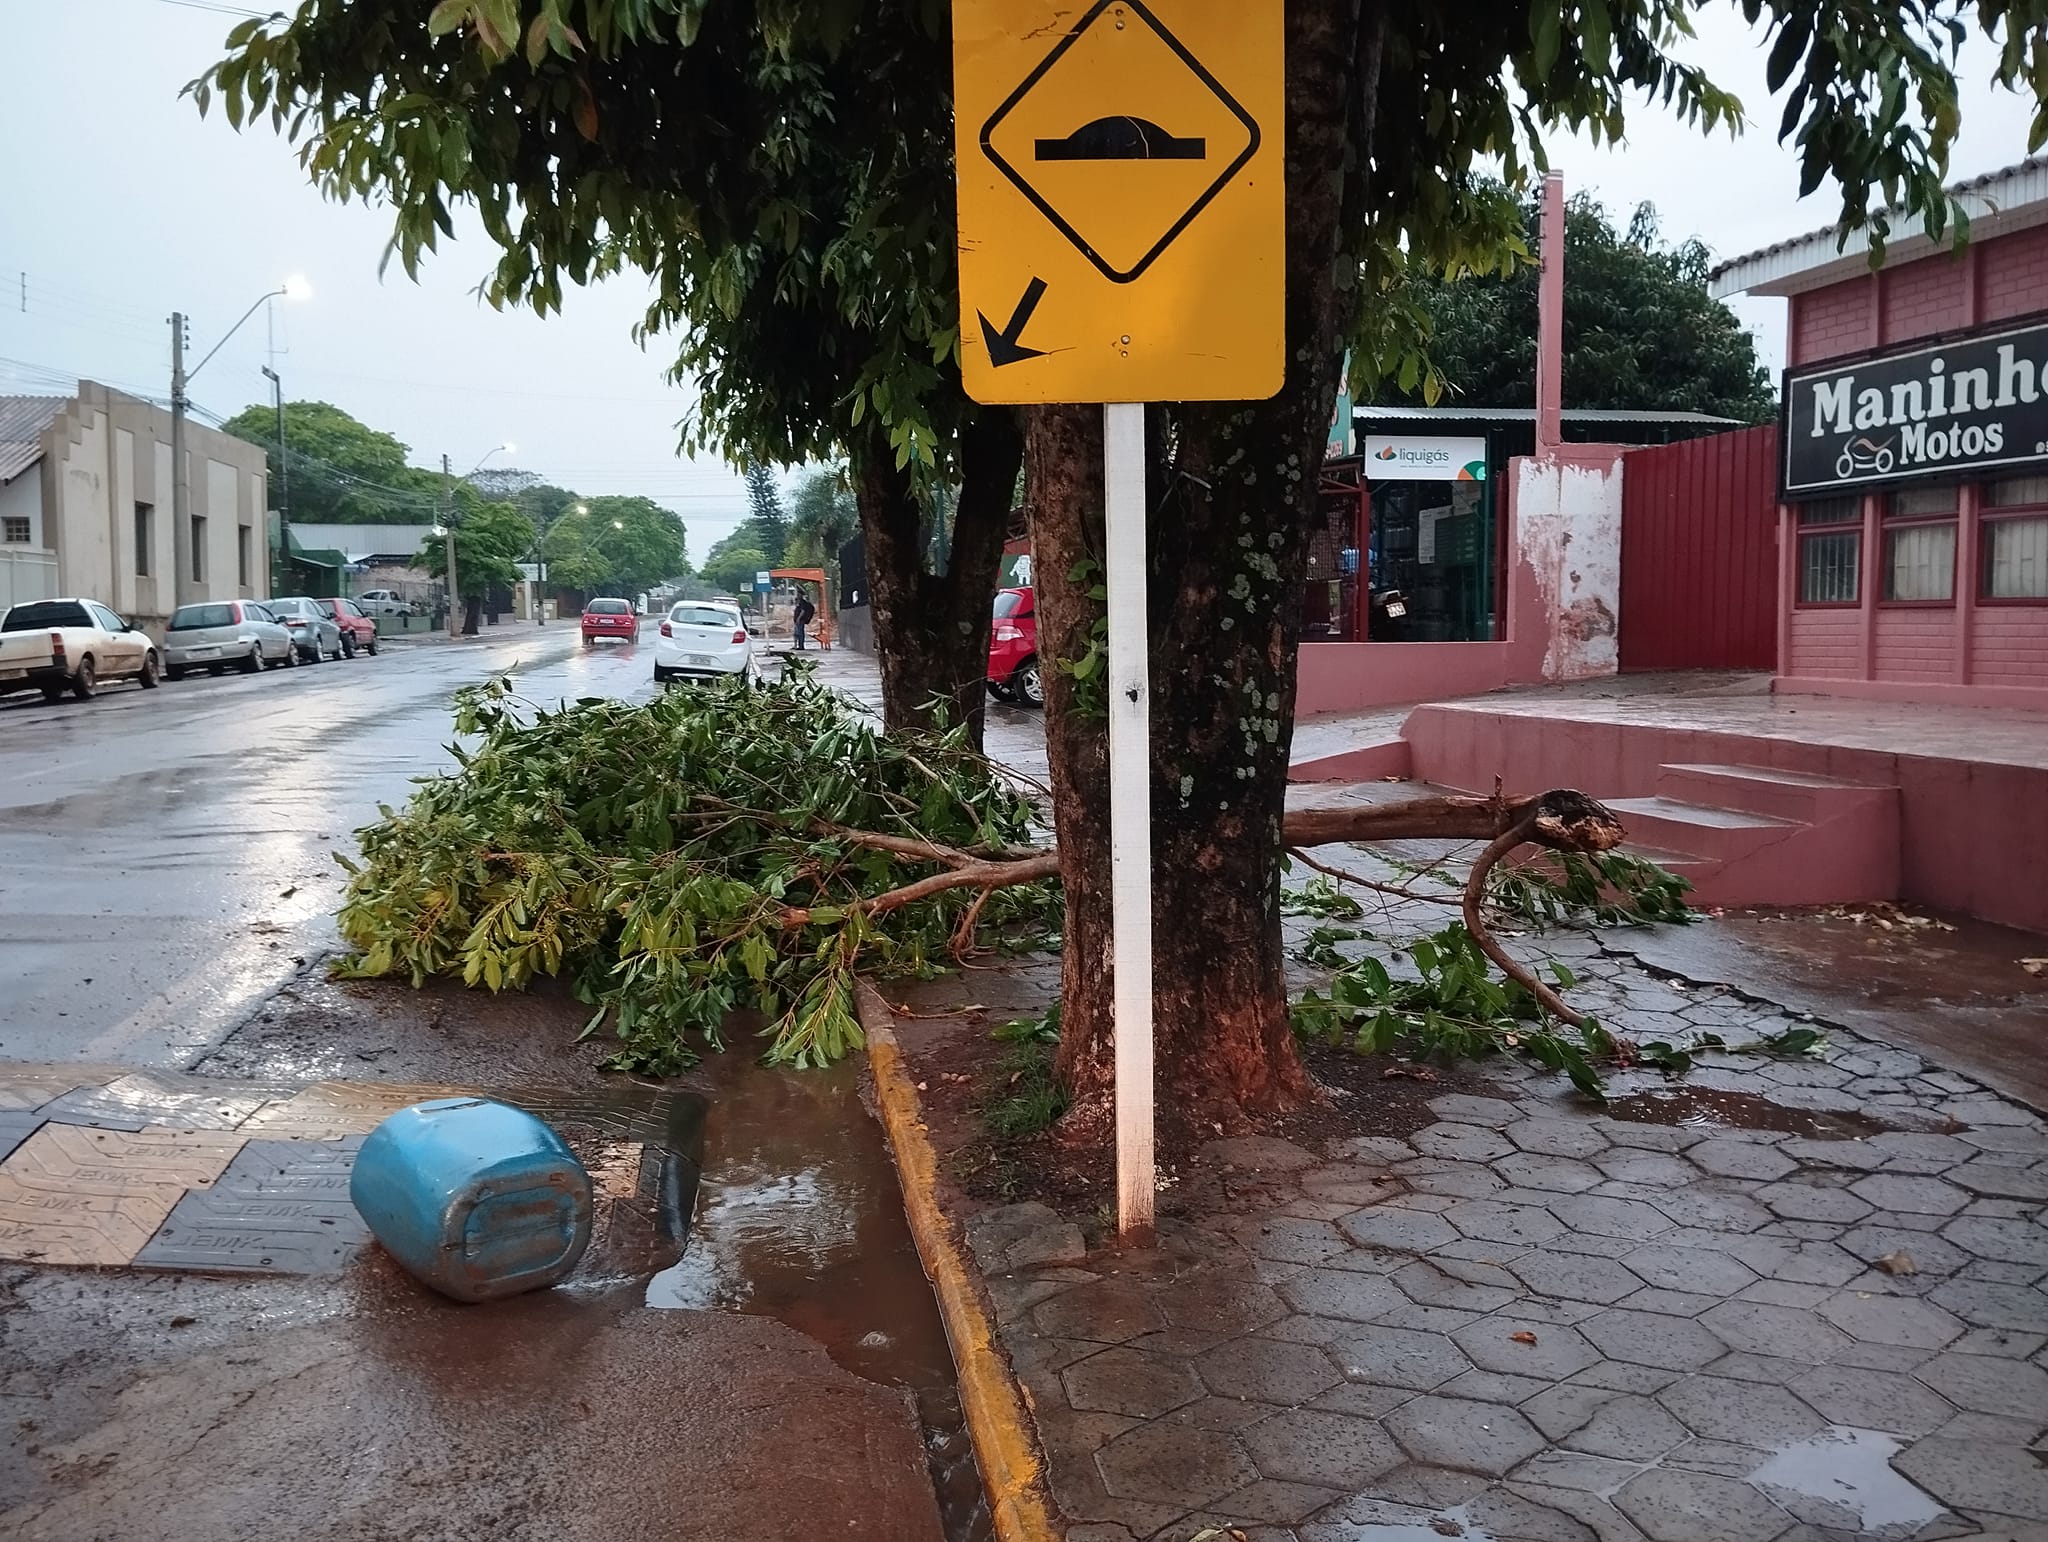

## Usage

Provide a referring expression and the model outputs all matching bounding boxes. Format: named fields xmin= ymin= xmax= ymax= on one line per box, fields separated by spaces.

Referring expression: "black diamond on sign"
xmin=134 ymin=1138 xmax=369 ymax=1276
xmin=979 ymin=0 xmax=1261 ymax=285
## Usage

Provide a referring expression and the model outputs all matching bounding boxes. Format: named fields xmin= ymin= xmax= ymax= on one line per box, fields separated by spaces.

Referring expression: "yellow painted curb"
xmin=856 ymin=982 xmax=1061 ymax=1542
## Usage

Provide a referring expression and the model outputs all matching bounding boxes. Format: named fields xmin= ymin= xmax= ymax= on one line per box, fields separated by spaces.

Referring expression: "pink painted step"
xmin=1656 ymin=762 xmax=1897 ymax=826
xmin=1606 ymin=763 xmax=1900 ymax=909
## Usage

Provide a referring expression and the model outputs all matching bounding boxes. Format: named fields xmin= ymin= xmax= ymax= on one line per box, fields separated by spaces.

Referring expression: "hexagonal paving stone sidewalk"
xmin=969 ymin=994 xmax=2048 ymax=1542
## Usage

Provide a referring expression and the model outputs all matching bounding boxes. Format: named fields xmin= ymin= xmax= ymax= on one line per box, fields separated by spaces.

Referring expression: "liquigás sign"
xmin=1783 ymin=316 xmax=2048 ymax=498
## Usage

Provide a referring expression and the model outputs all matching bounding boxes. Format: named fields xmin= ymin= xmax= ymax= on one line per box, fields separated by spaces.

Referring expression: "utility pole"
xmin=169 ymin=313 xmax=193 ymax=605
xmin=442 ymin=453 xmax=461 ymax=638
xmin=261 ymin=365 xmax=288 ymax=595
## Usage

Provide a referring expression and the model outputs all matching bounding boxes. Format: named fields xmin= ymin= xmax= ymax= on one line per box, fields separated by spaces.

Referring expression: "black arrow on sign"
xmin=978 ymin=277 xmax=1049 ymax=366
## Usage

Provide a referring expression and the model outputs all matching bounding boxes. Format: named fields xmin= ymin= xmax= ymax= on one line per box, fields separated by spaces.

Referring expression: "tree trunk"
xmin=1032 ymin=0 xmax=1372 ymax=1134
xmin=853 ymin=407 xmax=1023 ymax=748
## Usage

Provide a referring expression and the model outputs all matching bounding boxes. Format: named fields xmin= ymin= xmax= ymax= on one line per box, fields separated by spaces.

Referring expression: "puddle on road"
xmin=1750 ymin=1427 xmax=1948 ymax=1537
xmin=1606 ymin=1085 xmax=1902 ymax=1139
xmin=645 ymin=1058 xmax=988 ymax=1542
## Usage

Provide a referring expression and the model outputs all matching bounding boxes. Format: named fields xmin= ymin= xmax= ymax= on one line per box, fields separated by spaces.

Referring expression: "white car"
xmin=163 ymin=600 xmax=296 ymax=678
xmin=653 ymin=601 xmax=758 ymax=685
xmin=0 ymin=597 xmax=161 ymax=700
xmin=355 ymin=589 xmax=415 ymax=618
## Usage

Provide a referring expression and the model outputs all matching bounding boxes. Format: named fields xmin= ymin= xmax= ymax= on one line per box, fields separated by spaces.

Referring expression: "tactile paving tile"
xmin=38 ymin=1071 xmax=277 ymax=1132
xmin=238 ymin=1081 xmax=474 ymax=1139
xmin=0 ymin=1122 xmax=246 ymax=1199
xmin=0 ymin=1064 xmax=125 ymax=1114
xmin=503 ymin=1085 xmax=701 ymax=1148
xmin=0 ymin=1183 xmax=177 ymax=1266
xmin=134 ymin=1139 xmax=370 ymax=1275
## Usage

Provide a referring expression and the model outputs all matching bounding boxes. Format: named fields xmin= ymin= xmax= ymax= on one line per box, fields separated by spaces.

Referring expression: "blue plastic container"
xmin=350 ymin=1097 xmax=593 ymax=1303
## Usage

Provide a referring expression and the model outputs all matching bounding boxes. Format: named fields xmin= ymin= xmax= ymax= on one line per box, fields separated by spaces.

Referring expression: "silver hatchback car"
xmin=266 ymin=596 xmax=347 ymax=663
xmin=163 ymin=600 xmax=296 ymax=678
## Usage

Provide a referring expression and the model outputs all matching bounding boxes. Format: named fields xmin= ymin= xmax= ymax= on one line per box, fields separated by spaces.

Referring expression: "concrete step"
xmin=1656 ymin=762 xmax=1897 ymax=825
xmin=1604 ymin=795 xmax=1803 ymax=866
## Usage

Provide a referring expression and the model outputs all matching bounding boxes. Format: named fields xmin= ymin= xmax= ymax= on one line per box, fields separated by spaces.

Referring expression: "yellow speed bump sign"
xmin=953 ymin=0 xmax=1283 ymax=405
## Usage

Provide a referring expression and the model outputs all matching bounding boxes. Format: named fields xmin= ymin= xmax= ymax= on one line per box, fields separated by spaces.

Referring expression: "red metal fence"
xmin=1618 ymin=424 xmax=1780 ymax=672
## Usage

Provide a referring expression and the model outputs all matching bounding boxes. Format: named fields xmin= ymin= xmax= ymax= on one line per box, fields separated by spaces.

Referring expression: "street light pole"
xmin=168 ymin=279 xmax=309 ymax=606
xmin=261 ymin=365 xmax=287 ymax=595
xmin=442 ymin=453 xmax=461 ymax=639
xmin=170 ymin=312 xmax=193 ymax=604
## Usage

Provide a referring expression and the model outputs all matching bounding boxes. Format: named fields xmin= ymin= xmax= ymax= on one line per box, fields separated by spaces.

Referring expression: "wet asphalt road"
xmin=0 ymin=622 xmax=653 ymax=1066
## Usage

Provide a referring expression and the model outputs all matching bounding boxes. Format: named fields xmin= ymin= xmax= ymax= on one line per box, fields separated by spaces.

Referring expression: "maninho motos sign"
xmin=1783 ymin=316 xmax=2048 ymax=498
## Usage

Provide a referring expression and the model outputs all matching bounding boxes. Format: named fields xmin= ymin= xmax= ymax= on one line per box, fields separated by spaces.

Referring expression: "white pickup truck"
xmin=0 ymin=597 xmax=162 ymax=701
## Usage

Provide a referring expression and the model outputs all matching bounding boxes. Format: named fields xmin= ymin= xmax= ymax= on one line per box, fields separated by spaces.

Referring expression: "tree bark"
xmin=1030 ymin=0 xmax=1373 ymax=1133
xmin=852 ymin=408 xmax=1023 ymax=749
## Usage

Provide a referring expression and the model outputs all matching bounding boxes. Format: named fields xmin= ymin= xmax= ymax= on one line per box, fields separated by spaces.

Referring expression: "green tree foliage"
xmin=219 ymin=399 xmax=439 ymax=524
xmin=785 ymin=467 xmax=857 ymax=571
xmin=192 ymin=0 xmax=1025 ymax=744
xmin=702 ymin=544 xmax=769 ymax=599
xmin=1383 ymin=195 xmax=1776 ymax=423
xmin=420 ymin=492 xmax=535 ymax=601
xmin=541 ymin=494 xmax=689 ymax=596
xmin=333 ymin=669 xmax=1056 ymax=1073
xmin=742 ymin=464 xmax=790 ymax=566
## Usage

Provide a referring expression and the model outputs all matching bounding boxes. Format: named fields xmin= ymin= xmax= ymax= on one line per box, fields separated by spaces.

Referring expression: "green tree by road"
xmin=218 ymin=399 xmax=439 ymax=525
xmin=541 ymin=495 xmax=689 ymax=597
xmin=1388 ymin=194 xmax=1777 ymax=423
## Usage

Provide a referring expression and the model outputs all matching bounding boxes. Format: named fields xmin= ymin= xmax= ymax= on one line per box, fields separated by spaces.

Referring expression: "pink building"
xmin=1712 ymin=157 xmax=2048 ymax=708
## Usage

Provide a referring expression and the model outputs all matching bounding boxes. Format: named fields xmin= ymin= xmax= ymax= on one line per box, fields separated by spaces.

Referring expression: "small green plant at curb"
xmin=1488 ymin=848 xmax=1696 ymax=928
xmin=981 ymin=1039 xmax=1068 ymax=1138
xmin=991 ymin=1003 xmax=1061 ymax=1043
xmin=1293 ymin=924 xmax=1373 ymax=968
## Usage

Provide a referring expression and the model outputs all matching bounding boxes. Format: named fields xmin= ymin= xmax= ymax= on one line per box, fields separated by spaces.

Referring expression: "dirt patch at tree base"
xmin=881 ymin=962 xmax=1508 ymax=1229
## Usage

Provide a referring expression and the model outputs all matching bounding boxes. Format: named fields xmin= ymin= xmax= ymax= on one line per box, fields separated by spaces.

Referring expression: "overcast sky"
xmin=0 ymin=2 xmax=2034 ymax=560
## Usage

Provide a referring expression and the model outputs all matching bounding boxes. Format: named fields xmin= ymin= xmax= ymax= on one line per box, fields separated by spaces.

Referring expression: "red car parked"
xmin=986 ymin=586 xmax=1040 ymax=707
xmin=581 ymin=597 xmax=640 ymax=644
xmin=316 ymin=596 xmax=378 ymax=656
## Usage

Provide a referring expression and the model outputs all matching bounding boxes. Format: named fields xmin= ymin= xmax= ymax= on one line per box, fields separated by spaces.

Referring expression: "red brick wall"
xmin=1974 ymin=608 xmax=2048 ymax=687
xmin=1789 ymin=278 xmax=1874 ymax=365
xmin=1879 ymin=250 xmax=1969 ymax=343
xmin=1981 ymin=223 xmax=2048 ymax=323
xmin=1872 ymin=608 xmax=1955 ymax=682
xmin=1786 ymin=609 xmax=1861 ymax=677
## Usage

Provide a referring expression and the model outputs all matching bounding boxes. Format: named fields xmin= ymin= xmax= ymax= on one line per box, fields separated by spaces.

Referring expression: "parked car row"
xmin=0 ymin=594 xmax=381 ymax=704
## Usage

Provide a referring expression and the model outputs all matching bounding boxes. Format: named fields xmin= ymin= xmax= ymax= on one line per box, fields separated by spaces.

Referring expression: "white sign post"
xmin=1102 ymin=401 xmax=1155 ymax=1235
xmin=954 ymin=0 xmax=1283 ymax=1239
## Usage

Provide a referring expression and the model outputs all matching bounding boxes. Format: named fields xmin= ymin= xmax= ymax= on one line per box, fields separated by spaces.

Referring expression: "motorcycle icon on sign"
xmin=1835 ymin=434 xmax=1896 ymax=478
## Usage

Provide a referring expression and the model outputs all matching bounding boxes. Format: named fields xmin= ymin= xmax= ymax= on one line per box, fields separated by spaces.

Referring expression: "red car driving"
xmin=986 ymin=586 xmax=1040 ymax=707
xmin=581 ymin=597 xmax=640 ymax=643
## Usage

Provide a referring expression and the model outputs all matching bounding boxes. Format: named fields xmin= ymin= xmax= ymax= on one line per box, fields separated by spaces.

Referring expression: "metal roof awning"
xmin=1356 ymin=405 xmax=1744 ymax=426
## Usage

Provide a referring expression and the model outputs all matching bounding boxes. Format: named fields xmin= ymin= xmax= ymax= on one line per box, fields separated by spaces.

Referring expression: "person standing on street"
xmin=792 ymin=588 xmax=817 ymax=651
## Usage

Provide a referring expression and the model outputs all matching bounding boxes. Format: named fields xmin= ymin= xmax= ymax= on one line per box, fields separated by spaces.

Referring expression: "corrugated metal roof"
xmin=1708 ymin=157 xmax=2048 ymax=299
xmin=1356 ymin=405 xmax=1742 ymax=424
xmin=0 ymin=396 xmax=66 ymax=485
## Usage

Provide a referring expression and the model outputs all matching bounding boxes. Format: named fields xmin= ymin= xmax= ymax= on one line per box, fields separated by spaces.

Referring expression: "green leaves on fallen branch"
xmin=1293 ymin=921 xmax=1615 ymax=1099
xmin=332 ymin=664 xmax=1057 ymax=1074
xmin=1488 ymin=848 xmax=1695 ymax=928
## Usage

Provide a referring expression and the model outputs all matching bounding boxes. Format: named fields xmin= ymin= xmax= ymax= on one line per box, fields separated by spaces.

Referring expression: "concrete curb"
xmin=855 ymin=981 xmax=1059 ymax=1542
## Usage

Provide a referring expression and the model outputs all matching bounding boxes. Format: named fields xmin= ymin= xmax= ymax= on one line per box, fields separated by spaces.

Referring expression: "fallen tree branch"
xmin=1461 ymin=816 xmax=1587 ymax=1026
xmin=1284 ymin=845 xmax=1450 ymax=907
xmin=1281 ymin=788 xmax=1624 ymax=854
xmin=781 ymin=851 xmax=1062 ymax=928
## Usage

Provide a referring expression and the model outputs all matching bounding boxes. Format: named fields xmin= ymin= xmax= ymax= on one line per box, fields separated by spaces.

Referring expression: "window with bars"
xmin=1882 ymin=485 xmax=1956 ymax=603
xmin=1 ymin=517 xmax=28 ymax=544
xmin=1983 ymin=473 xmax=2048 ymax=601
xmin=1796 ymin=495 xmax=1862 ymax=605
